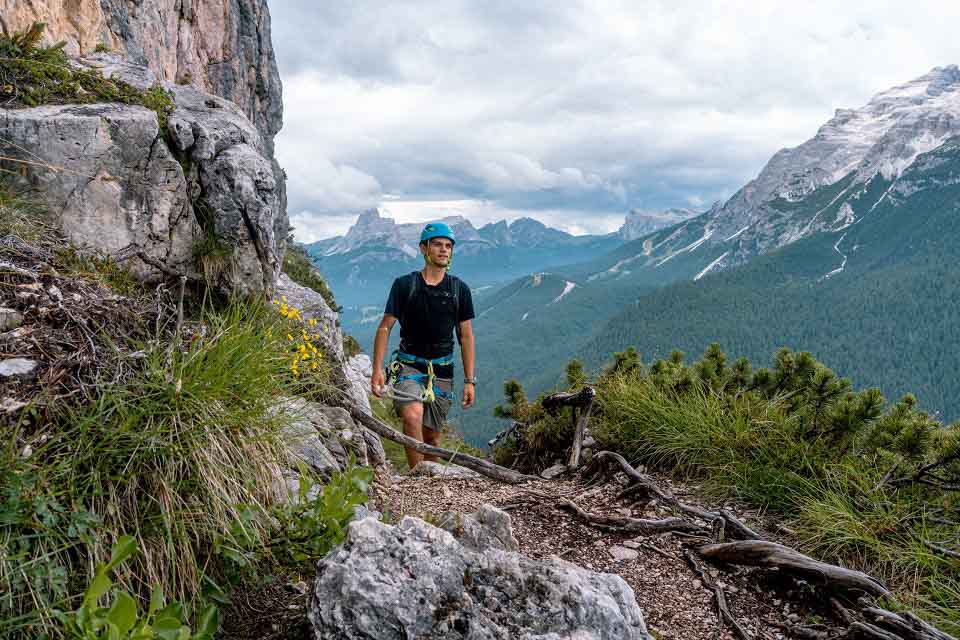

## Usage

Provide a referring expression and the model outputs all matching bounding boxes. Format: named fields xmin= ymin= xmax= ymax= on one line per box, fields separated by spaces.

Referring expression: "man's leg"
xmin=399 ymin=401 xmax=425 ymax=468
xmin=422 ymin=426 xmax=440 ymax=463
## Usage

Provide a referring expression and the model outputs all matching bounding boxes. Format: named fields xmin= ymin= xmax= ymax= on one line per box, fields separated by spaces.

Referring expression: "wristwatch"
xmin=464 ymin=376 xmax=478 ymax=385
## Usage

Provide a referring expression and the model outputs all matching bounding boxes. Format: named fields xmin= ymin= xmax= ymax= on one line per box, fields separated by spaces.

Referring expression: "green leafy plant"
xmin=57 ymin=536 xmax=219 ymax=640
xmin=270 ymin=465 xmax=373 ymax=563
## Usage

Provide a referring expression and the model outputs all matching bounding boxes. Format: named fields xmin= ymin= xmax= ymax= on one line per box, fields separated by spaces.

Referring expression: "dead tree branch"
xmin=557 ymin=498 xmax=711 ymax=535
xmin=342 ymin=401 xmax=536 ymax=484
xmin=597 ymin=450 xmax=763 ymax=540
xmin=684 ymin=549 xmax=753 ymax=640
xmin=698 ymin=540 xmax=890 ymax=598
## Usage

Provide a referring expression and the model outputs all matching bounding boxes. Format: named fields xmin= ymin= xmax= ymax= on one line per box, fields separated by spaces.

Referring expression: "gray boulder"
xmin=0 ymin=76 xmax=287 ymax=294
xmin=435 ymin=503 xmax=520 ymax=553
xmin=345 ymin=353 xmax=374 ymax=415
xmin=309 ymin=508 xmax=654 ymax=640
xmin=279 ymin=397 xmax=384 ymax=471
xmin=0 ymin=103 xmax=200 ymax=283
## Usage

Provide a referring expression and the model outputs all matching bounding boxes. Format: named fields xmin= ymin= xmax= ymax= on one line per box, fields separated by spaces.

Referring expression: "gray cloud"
xmin=270 ymin=0 xmax=960 ymax=238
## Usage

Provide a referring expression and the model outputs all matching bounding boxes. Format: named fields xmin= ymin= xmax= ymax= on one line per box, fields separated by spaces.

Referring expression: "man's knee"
xmin=400 ymin=402 xmax=423 ymax=422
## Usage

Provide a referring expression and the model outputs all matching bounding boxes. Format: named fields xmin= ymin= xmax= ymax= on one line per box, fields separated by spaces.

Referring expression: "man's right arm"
xmin=370 ymin=314 xmax=397 ymax=397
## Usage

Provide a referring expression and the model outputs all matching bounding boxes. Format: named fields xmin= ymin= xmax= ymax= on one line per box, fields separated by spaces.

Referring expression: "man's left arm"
xmin=458 ymin=319 xmax=475 ymax=409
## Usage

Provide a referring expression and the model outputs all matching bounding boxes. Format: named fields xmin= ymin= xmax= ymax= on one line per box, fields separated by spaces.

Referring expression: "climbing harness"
xmin=383 ymin=350 xmax=455 ymax=404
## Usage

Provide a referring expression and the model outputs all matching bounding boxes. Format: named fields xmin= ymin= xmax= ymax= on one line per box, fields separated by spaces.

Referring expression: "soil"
xmin=371 ymin=469 xmax=840 ymax=640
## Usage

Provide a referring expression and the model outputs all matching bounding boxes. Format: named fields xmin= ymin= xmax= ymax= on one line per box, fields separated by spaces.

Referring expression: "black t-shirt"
xmin=385 ymin=272 xmax=475 ymax=377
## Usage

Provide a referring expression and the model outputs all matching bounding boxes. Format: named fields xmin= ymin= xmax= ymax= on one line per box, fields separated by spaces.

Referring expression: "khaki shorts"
xmin=392 ymin=364 xmax=454 ymax=432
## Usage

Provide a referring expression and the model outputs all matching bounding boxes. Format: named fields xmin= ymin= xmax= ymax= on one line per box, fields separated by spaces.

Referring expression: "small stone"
xmin=0 ymin=307 xmax=24 ymax=332
xmin=608 ymin=545 xmax=639 ymax=562
xmin=0 ymin=358 xmax=38 ymax=378
xmin=582 ymin=435 xmax=596 ymax=448
xmin=47 ymin=285 xmax=63 ymax=302
xmin=540 ymin=463 xmax=567 ymax=479
xmin=621 ymin=540 xmax=642 ymax=550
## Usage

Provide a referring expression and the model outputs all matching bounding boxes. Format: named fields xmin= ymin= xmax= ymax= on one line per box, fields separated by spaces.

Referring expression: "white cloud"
xmin=271 ymin=0 xmax=960 ymax=238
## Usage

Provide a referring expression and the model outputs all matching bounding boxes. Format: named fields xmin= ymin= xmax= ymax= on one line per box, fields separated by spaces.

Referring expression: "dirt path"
xmin=373 ymin=470 xmax=822 ymax=640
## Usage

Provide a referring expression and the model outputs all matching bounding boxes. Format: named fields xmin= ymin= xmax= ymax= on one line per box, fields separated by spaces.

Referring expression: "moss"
xmin=93 ymin=42 xmax=110 ymax=53
xmin=0 ymin=22 xmax=175 ymax=131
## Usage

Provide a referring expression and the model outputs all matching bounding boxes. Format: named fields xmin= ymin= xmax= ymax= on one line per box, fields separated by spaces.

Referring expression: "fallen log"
xmin=597 ymin=450 xmax=762 ymax=540
xmin=342 ymin=401 xmax=536 ymax=485
xmin=698 ymin=540 xmax=890 ymax=598
xmin=558 ymin=498 xmax=711 ymax=535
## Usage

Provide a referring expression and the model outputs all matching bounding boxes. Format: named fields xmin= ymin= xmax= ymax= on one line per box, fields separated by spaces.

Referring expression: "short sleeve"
xmin=384 ymin=277 xmax=405 ymax=317
xmin=457 ymin=279 xmax=475 ymax=322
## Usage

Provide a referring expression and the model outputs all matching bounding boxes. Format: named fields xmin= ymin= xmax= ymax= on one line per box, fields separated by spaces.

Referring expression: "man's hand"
xmin=371 ymin=369 xmax=386 ymax=398
xmin=462 ymin=382 xmax=475 ymax=409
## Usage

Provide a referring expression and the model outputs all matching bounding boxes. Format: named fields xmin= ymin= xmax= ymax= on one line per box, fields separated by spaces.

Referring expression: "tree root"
xmin=698 ymin=540 xmax=890 ymax=598
xmin=683 ymin=549 xmax=754 ymax=640
xmin=557 ymin=498 xmax=711 ymax=535
xmin=597 ymin=450 xmax=763 ymax=540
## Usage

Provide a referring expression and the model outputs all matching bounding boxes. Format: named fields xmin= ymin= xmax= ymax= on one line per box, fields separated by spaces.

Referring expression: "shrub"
xmin=0 ymin=298 xmax=336 ymax=638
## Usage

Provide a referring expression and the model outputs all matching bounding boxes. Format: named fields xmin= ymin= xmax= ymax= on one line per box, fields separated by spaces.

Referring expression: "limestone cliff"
xmin=0 ymin=0 xmax=282 ymax=150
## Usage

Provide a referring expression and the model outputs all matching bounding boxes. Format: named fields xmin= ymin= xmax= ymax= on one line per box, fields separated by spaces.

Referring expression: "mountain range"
xmin=308 ymin=65 xmax=960 ymax=445
xmin=454 ymin=64 xmax=960 ymax=444
xmin=305 ymin=208 xmax=696 ymax=309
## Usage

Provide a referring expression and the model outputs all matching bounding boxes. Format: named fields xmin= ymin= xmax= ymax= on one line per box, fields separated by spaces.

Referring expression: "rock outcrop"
xmin=0 ymin=78 xmax=286 ymax=293
xmin=309 ymin=507 xmax=654 ymax=639
xmin=0 ymin=0 xmax=282 ymax=149
xmin=0 ymin=103 xmax=200 ymax=283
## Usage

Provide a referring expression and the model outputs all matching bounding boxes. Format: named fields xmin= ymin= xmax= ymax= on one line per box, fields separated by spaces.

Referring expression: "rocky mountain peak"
xmin=619 ymin=208 xmax=698 ymax=241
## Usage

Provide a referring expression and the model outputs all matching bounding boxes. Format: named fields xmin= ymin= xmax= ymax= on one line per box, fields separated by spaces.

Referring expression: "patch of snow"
xmin=724 ymin=226 xmax=750 ymax=242
xmin=820 ymin=233 xmax=848 ymax=281
xmin=551 ymin=281 xmax=576 ymax=304
xmin=521 ymin=312 xmax=529 ymax=321
xmin=532 ymin=273 xmax=544 ymax=286
xmin=694 ymin=251 xmax=730 ymax=281
xmin=400 ymin=244 xmax=419 ymax=259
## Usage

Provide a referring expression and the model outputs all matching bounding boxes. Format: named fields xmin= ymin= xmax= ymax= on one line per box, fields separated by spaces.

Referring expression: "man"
xmin=371 ymin=222 xmax=477 ymax=468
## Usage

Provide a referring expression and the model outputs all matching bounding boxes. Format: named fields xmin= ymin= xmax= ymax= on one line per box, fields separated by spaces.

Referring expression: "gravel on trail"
xmin=373 ymin=469 xmax=820 ymax=640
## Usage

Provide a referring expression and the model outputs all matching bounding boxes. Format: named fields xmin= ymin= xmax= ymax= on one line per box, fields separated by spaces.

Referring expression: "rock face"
xmin=619 ymin=208 xmax=698 ymax=241
xmin=309 ymin=508 xmax=654 ymax=640
xmin=344 ymin=354 xmax=373 ymax=414
xmin=0 ymin=81 xmax=286 ymax=292
xmin=588 ymin=65 xmax=960 ymax=286
xmin=0 ymin=103 xmax=200 ymax=282
xmin=1 ymin=0 xmax=282 ymax=149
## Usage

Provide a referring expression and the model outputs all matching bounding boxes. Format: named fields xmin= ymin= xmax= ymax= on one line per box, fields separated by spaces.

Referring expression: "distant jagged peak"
xmin=619 ymin=207 xmax=699 ymax=241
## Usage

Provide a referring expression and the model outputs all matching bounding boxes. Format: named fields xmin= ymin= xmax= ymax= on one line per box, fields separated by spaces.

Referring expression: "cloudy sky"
xmin=270 ymin=1 xmax=960 ymax=242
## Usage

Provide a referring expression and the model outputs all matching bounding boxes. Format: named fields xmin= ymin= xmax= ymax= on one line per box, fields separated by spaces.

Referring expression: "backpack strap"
xmin=400 ymin=271 xmax=420 ymax=327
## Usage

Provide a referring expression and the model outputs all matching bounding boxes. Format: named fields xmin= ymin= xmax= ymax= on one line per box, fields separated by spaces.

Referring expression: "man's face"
xmin=422 ymin=237 xmax=453 ymax=265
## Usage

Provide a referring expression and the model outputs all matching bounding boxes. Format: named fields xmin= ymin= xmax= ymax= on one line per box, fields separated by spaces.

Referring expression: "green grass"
xmin=494 ymin=345 xmax=959 ymax=634
xmin=586 ymin=347 xmax=960 ymax=634
xmin=0 ymin=22 xmax=175 ymax=128
xmin=0 ymin=296 xmax=340 ymax=638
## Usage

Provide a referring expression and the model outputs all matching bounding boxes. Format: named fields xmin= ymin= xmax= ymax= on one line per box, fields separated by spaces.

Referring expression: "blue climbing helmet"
xmin=420 ymin=221 xmax=456 ymax=246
